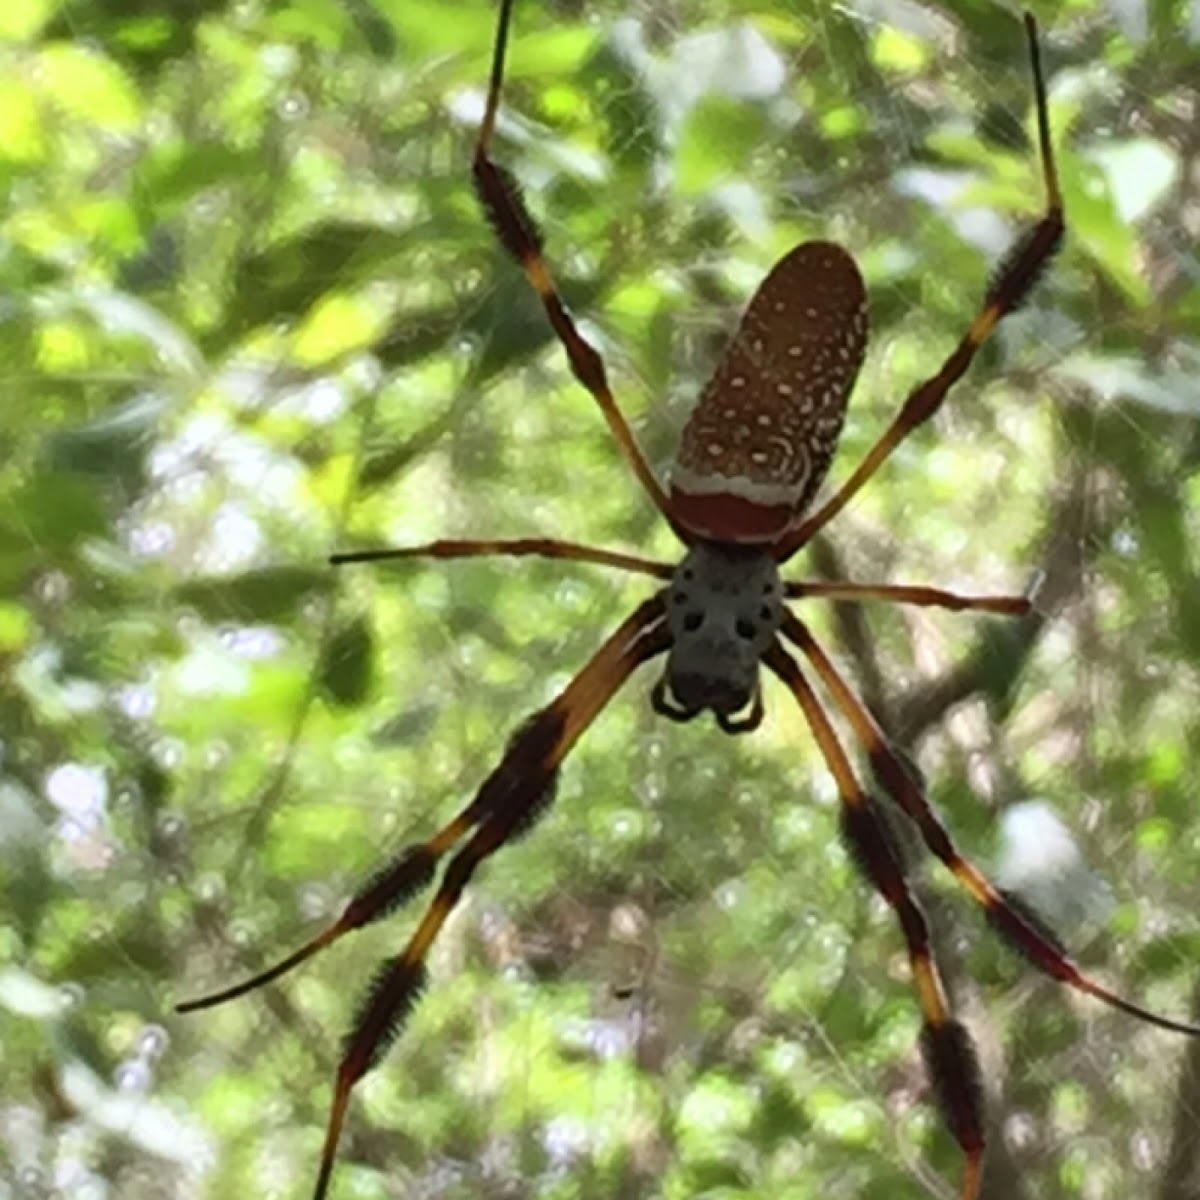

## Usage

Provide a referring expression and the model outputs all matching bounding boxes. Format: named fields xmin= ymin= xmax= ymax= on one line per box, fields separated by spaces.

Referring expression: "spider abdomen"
xmin=670 ymin=241 xmax=868 ymax=544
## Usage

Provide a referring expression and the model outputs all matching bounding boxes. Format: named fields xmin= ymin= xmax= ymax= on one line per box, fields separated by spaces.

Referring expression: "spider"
xmin=177 ymin=4 xmax=1200 ymax=1198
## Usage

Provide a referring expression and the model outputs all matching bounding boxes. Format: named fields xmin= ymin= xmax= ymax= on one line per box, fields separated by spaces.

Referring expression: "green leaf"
xmin=36 ymin=44 xmax=140 ymax=131
xmin=676 ymin=95 xmax=768 ymax=196
xmin=173 ymin=567 xmax=332 ymax=622
xmin=318 ymin=614 xmax=374 ymax=706
xmin=1063 ymin=154 xmax=1150 ymax=306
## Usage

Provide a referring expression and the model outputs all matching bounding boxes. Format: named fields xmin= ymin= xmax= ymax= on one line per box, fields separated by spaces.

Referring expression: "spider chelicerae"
xmin=177 ymin=4 xmax=1200 ymax=1197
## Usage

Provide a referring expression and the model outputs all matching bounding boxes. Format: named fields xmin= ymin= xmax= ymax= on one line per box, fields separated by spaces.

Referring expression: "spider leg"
xmin=765 ymin=639 xmax=985 ymax=1200
xmin=175 ymin=842 xmax=453 ymax=1013
xmin=785 ymin=579 xmax=1033 ymax=616
xmin=781 ymin=609 xmax=1200 ymax=1036
xmin=474 ymin=0 xmax=685 ymax=539
xmin=306 ymin=594 xmax=670 ymax=1200
xmin=330 ymin=537 xmax=673 ymax=580
xmin=176 ymin=595 xmax=668 ymax=1017
xmin=775 ymin=13 xmax=1062 ymax=563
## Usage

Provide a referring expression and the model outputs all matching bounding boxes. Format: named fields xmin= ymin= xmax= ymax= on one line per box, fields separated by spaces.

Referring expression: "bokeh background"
xmin=3 ymin=1 xmax=1200 ymax=1198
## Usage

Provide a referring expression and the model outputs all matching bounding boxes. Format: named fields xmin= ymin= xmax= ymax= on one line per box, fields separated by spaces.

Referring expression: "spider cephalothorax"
xmin=177 ymin=6 xmax=1200 ymax=1200
xmin=652 ymin=541 xmax=782 ymax=732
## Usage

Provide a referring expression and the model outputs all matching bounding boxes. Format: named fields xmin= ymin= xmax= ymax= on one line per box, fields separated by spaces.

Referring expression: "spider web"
xmin=5 ymin=2 xmax=1200 ymax=1199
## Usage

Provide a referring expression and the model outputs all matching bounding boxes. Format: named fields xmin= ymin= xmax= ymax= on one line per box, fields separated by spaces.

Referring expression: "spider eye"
xmin=683 ymin=611 xmax=703 ymax=633
xmin=735 ymin=618 xmax=755 ymax=641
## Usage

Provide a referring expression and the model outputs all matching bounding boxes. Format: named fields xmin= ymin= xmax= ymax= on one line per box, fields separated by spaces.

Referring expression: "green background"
xmin=3 ymin=1 xmax=1200 ymax=1198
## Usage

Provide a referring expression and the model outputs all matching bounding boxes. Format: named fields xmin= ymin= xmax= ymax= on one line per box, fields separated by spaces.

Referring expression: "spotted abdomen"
xmin=670 ymin=241 xmax=868 ymax=544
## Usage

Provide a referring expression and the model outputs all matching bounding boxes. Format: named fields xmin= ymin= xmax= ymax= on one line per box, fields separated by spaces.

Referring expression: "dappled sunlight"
xmin=4 ymin=2 xmax=1200 ymax=1199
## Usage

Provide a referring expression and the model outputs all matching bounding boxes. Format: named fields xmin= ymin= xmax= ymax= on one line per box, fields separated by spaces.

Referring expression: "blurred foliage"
xmin=2 ymin=1 xmax=1200 ymax=1199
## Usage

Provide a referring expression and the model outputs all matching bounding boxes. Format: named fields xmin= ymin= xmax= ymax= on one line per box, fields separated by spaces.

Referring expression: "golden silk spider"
xmin=177 ymin=4 xmax=1200 ymax=1197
